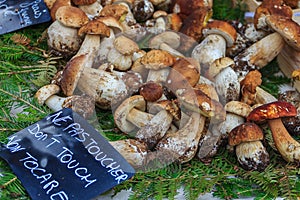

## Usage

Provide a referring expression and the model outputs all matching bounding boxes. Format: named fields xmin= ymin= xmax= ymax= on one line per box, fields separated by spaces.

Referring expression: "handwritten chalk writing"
xmin=63 ymin=123 xmax=89 ymax=142
xmin=19 ymin=152 xmax=68 ymax=198
xmin=50 ymin=191 xmax=69 ymax=200
xmin=46 ymin=137 xmax=61 ymax=148
xmin=6 ymin=136 xmax=25 ymax=153
xmin=85 ymin=138 xmax=128 ymax=184
xmin=27 ymin=123 xmax=48 ymax=141
xmin=57 ymin=147 xmax=97 ymax=188
xmin=46 ymin=111 xmax=73 ymax=126
xmin=20 ymin=0 xmax=42 ymax=19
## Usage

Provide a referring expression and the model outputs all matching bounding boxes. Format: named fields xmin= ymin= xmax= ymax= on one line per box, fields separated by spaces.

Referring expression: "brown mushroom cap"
xmin=50 ymin=0 xmax=71 ymax=21
xmin=247 ymin=101 xmax=297 ymax=123
xmin=166 ymin=57 xmax=200 ymax=91
xmin=72 ymin=0 xmax=97 ymax=6
xmin=139 ymin=81 xmax=163 ymax=102
xmin=99 ymin=4 xmax=128 ymax=20
xmin=140 ymin=50 xmax=175 ymax=70
xmin=60 ymin=54 xmax=87 ymax=96
xmin=202 ymin=20 xmax=237 ymax=47
xmin=114 ymin=35 xmax=140 ymax=55
xmin=55 ymin=6 xmax=89 ymax=28
xmin=176 ymin=88 xmax=226 ymax=123
xmin=254 ymin=0 xmax=293 ymax=30
xmin=266 ymin=15 xmax=300 ymax=51
xmin=78 ymin=18 xmax=111 ymax=37
xmin=228 ymin=122 xmax=264 ymax=146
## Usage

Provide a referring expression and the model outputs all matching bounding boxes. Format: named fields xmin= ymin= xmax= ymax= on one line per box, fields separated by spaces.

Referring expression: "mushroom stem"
xmin=126 ymin=108 xmax=154 ymax=128
xmin=45 ymin=95 xmax=66 ymax=111
xmin=268 ymin=118 xmax=300 ymax=164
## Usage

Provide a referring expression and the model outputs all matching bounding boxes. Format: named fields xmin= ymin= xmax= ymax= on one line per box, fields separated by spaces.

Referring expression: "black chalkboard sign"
xmin=0 ymin=0 xmax=51 ymax=35
xmin=0 ymin=108 xmax=135 ymax=200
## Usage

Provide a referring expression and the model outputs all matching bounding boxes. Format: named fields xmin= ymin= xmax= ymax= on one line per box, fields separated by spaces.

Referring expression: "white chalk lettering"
xmin=19 ymin=152 xmax=67 ymax=197
xmin=47 ymin=111 xmax=72 ymax=126
xmin=57 ymin=147 xmax=97 ymax=188
xmin=50 ymin=191 xmax=69 ymax=200
xmin=46 ymin=137 xmax=60 ymax=148
xmin=6 ymin=136 xmax=25 ymax=153
xmin=63 ymin=123 xmax=89 ymax=142
xmin=27 ymin=123 xmax=48 ymax=141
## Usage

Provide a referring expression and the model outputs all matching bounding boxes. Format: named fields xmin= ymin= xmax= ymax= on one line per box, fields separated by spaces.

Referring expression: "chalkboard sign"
xmin=0 ymin=0 xmax=51 ymax=35
xmin=0 ymin=108 xmax=135 ymax=200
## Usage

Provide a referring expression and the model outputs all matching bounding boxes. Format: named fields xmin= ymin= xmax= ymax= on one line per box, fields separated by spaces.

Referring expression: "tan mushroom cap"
xmin=72 ymin=0 xmax=97 ymax=6
xmin=202 ymin=20 xmax=237 ymax=47
xmin=44 ymin=0 xmax=57 ymax=9
xmin=141 ymin=50 xmax=175 ymax=70
xmin=176 ymin=88 xmax=226 ymax=123
xmin=34 ymin=84 xmax=61 ymax=105
xmin=99 ymin=4 xmax=128 ymax=20
xmin=206 ymin=57 xmax=234 ymax=80
xmin=166 ymin=57 xmax=200 ymax=91
xmin=225 ymin=101 xmax=252 ymax=118
xmin=228 ymin=122 xmax=264 ymax=146
xmin=96 ymin=16 xmax=124 ymax=32
xmin=148 ymin=31 xmax=181 ymax=49
xmin=114 ymin=35 xmax=140 ymax=55
xmin=60 ymin=54 xmax=87 ymax=96
xmin=78 ymin=18 xmax=111 ymax=37
xmin=114 ymin=95 xmax=146 ymax=134
xmin=50 ymin=0 xmax=71 ymax=21
xmin=55 ymin=6 xmax=89 ymax=28
xmin=266 ymin=15 xmax=300 ymax=51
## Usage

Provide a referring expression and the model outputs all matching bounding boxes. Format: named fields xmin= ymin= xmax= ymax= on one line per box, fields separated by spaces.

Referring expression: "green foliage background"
xmin=0 ymin=0 xmax=299 ymax=199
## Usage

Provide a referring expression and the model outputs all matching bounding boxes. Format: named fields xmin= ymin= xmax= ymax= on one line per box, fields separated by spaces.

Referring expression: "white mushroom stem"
xmin=255 ymin=87 xmax=277 ymax=104
xmin=126 ymin=108 xmax=154 ymax=128
xmin=73 ymin=34 xmax=101 ymax=68
xmin=192 ymin=34 xmax=226 ymax=70
xmin=268 ymin=118 xmax=300 ymax=163
xmin=44 ymin=95 xmax=66 ymax=111
xmin=135 ymin=109 xmax=173 ymax=148
xmin=146 ymin=68 xmax=170 ymax=83
xmin=77 ymin=67 xmax=128 ymax=109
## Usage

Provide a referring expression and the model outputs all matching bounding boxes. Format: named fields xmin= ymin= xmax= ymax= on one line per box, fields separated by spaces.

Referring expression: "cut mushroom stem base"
xmin=268 ymin=118 xmax=300 ymax=164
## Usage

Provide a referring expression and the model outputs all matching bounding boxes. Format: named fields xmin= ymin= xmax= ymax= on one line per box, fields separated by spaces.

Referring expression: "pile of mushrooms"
xmin=35 ymin=0 xmax=300 ymax=171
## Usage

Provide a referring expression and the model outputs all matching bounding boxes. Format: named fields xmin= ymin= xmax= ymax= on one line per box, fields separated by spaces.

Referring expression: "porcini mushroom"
xmin=34 ymin=84 xmax=95 ymax=118
xmin=247 ymin=101 xmax=300 ymax=164
xmin=228 ymin=122 xmax=270 ymax=171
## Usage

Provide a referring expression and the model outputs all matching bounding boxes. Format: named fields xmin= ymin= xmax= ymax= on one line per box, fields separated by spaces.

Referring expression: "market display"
xmin=1 ymin=0 xmax=300 ymax=199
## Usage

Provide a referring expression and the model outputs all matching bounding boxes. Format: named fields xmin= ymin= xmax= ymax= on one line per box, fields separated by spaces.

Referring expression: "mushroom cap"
xmin=176 ymin=88 xmax=226 ymax=123
xmin=55 ymin=6 xmax=89 ymax=28
xmin=166 ymin=57 xmax=200 ymax=90
xmin=78 ymin=18 xmax=111 ymax=37
xmin=148 ymin=31 xmax=181 ymax=49
xmin=225 ymin=101 xmax=252 ymax=118
xmin=206 ymin=57 xmax=234 ymax=80
xmin=96 ymin=16 xmax=124 ymax=32
xmin=34 ymin=84 xmax=61 ymax=105
xmin=228 ymin=122 xmax=264 ymax=146
xmin=114 ymin=35 xmax=140 ymax=55
xmin=50 ymin=0 xmax=71 ymax=21
xmin=72 ymin=0 xmax=97 ymax=6
xmin=253 ymin=0 xmax=293 ymax=30
xmin=60 ymin=54 xmax=87 ymax=96
xmin=202 ymin=20 xmax=237 ymax=47
xmin=167 ymin=13 xmax=183 ymax=32
xmin=140 ymin=50 xmax=175 ymax=70
xmin=247 ymin=101 xmax=297 ymax=123
xmin=266 ymin=15 xmax=300 ymax=51
xmin=114 ymin=95 xmax=146 ymax=134
xmin=99 ymin=4 xmax=128 ymax=20
xmin=139 ymin=81 xmax=163 ymax=102
xmin=179 ymin=8 xmax=212 ymax=41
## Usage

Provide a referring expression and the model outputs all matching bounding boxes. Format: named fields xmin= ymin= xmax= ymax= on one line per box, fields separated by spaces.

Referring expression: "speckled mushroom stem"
xmin=268 ymin=118 xmax=300 ymax=164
